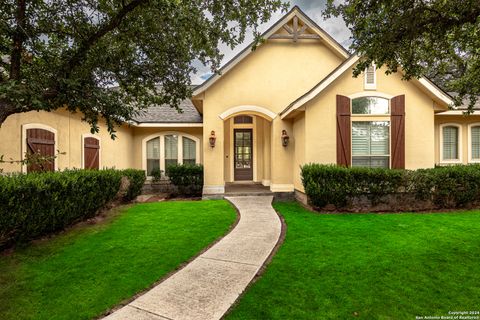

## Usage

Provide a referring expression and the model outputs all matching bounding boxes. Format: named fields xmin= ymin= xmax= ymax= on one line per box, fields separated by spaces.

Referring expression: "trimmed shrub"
xmin=301 ymin=164 xmax=480 ymax=211
xmin=166 ymin=164 xmax=203 ymax=196
xmin=121 ymin=169 xmax=146 ymax=201
xmin=0 ymin=169 xmax=145 ymax=248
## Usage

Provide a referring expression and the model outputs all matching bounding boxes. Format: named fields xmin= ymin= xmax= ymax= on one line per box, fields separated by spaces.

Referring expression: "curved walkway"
xmin=104 ymin=196 xmax=281 ymax=320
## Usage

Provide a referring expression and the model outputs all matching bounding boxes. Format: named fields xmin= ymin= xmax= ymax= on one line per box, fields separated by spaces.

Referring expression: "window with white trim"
xmin=182 ymin=137 xmax=196 ymax=165
xmin=164 ymin=135 xmax=178 ymax=168
xmin=144 ymin=133 xmax=199 ymax=176
xmin=442 ymin=125 xmax=460 ymax=161
xmin=471 ymin=125 xmax=480 ymax=161
xmin=364 ymin=64 xmax=376 ymax=90
xmin=146 ymin=137 xmax=160 ymax=175
xmin=352 ymin=121 xmax=390 ymax=168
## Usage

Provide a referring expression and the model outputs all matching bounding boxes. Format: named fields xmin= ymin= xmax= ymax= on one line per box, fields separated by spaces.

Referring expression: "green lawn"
xmin=227 ymin=202 xmax=480 ymax=320
xmin=0 ymin=200 xmax=236 ymax=320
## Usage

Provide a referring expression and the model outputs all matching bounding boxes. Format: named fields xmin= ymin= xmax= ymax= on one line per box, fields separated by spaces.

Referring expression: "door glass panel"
xmin=234 ymin=131 xmax=252 ymax=169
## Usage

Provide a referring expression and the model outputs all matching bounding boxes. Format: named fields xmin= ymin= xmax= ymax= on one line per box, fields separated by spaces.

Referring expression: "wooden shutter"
xmin=336 ymin=95 xmax=351 ymax=167
xmin=26 ymin=128 xmax=55 ymax=172
xmin=391 ymin=95 xmax=405 ymax=169
xmin=84 ymin=137 xmax=100 ymax=169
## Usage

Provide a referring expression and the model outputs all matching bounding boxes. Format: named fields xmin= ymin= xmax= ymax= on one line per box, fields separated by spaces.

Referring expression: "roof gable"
xmin=193 ymin=6 xmax=350 ymax=97
xmin=280 ymin=55 xmax=454 ymax=119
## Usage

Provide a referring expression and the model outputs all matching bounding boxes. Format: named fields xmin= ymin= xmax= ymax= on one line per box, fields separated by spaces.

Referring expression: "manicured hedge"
xmin=166 ymin=164 xmax=203 ymax=196
xmin=0 ymin=169 xmax=145 ymax=248
xmin=121 ymin=169 xmax=147 ymax=201
xmin=301 ymin=164 xmax=480 ymax=210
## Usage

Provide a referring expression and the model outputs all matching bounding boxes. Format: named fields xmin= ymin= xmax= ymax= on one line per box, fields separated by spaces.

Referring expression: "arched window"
xmin=469 ymin=124 xmax=480 ymax=162
xmin=144 ymin=133 xmax=199 ymax=176
xmin=440 ymin=124 xmax=461 ymax=163
xmin=351 ymin=97 xmax=390 ymax=168
xmin=352 ymin=97 xmax=389 ymax=115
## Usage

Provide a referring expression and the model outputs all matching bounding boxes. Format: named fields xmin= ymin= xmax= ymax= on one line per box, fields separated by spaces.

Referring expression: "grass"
xmin=0 ymin=200 xmax=236 ymax=320
xmin=227 ymin=202 xmax=480 ymax=320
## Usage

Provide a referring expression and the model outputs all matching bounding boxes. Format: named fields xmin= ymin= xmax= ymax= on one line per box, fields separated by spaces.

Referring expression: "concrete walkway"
xmin=104 ymin=196 xmax=281 ymax=320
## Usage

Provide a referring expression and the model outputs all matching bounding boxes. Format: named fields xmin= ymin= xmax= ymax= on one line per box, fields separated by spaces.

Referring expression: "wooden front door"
xmin=234 ymin=129 xmax=253 ymax=181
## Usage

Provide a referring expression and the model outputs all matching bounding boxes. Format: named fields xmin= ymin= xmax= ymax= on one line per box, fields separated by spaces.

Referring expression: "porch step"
xmin=224 ymin=183 xmax=273 ymax=197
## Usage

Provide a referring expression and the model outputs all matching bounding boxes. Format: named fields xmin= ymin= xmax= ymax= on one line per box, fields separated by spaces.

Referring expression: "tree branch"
xmin=63 ymin=0 xmax=148 ymax=77
xmin=10 ymin=0 xmax=27 ymax=80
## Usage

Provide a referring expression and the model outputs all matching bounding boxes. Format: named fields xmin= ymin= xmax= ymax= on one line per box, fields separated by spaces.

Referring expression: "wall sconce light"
xmin=209 ymin=130 xmax=216 ymax=148
xmin=281 ymin=129 xmax=290 ymax=147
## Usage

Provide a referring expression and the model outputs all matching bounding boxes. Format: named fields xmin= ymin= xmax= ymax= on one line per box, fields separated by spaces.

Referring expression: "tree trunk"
xmin=0 ymin=100 xmax=17 ymax=126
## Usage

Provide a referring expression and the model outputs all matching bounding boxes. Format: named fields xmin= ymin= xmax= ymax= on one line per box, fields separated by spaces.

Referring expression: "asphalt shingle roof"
xmin=132 ymin=98 xmax=202 ymax=123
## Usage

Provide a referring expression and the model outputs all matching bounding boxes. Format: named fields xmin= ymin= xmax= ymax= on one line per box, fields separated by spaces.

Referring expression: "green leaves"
xmin=0 ymin=0 xmax=286 ymax=135
xmin=325 ymin=0 xmax=480 ymax=110
xmin=0 ymin=168 xmax=145 ymax=248
xmin=301 ymin=164 xmax=480 ymax=211
xmin=165 ymin=164 xmax=203 ymax=196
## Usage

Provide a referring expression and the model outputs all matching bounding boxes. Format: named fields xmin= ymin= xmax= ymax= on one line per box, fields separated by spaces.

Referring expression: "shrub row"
xmin=166 ymin=164 xmax=203 ymax=196
xmin=301 ymin=164 xmax=480 ymax=211
xmin=0 ymin=169 xmax=145 ymax=248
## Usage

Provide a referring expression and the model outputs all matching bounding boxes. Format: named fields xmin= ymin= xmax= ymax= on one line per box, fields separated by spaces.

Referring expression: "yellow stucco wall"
xmin=434 ymin=115 xmax=480 ymax=165
xmin=302 ymin=65 xmax=437 ymax=181
xmin=199 ymin=39 xmax=345 ymax=192
xmin=293 ymin=113 xmax=305 ymax=192
xmin=0 ymin=109 xmax=135 ymax=172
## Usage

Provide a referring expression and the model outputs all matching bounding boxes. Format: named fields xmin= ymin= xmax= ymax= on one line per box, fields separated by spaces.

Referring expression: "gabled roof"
xmin=193 ymin=6 xmax=350 ymax=97
xmin=280 ymin=55 xmax=454 ymax=119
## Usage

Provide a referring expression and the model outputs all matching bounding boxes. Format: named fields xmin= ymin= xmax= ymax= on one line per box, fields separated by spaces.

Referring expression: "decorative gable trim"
xmin=193 ymin=6 xmax=350 ymax=97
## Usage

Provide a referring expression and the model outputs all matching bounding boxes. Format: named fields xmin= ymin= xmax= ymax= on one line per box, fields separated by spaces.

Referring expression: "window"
xmin=364 ymin=64 xmax=376 ymax=90
xmin=352 ymin=121 xmax=390 ymax=168
xmin=164 ymin=135 xmax=178 ymax=168
xmin=234 ymin=115 xmax=253 ymax=124
xmin=144 ymin=133 xmax=199 ymax=176
xmin=146 ymin=137 xmax=160 ymax=175
xmin=470 ymin=125 xmax=480 ymax=162
xmin=352 ymin=97 xmax=389 ymax=115
xmin=441 ymin=125 xmax=460 ymax=162
xmin=182 ymin=137 xmax=196 ymax=165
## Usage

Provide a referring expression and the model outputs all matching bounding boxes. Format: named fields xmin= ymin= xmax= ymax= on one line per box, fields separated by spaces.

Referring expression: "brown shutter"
xmin=26 ymin=128 xmax=55 ymax=172
xmin=391 ymin=95 xmax=405 ymax=169
xmin=84 ymin=137 xmax=100 ymax=169
xmin=336 ymin=95 xmax=351 ymax=167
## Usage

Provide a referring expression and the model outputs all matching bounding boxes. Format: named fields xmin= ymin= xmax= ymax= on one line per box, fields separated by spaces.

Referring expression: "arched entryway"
xmin=220 ymin=106 xmax=274 ymax=186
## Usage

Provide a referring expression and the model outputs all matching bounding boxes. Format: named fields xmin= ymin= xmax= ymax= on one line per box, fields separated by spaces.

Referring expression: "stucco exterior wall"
xmin=303 ymin=65 xmax=437 ymax=172
xmin=0 ymin=109 xmax=134 ymax=173
xmin=293 ymin=113 xmax=305 ymax=192
xmin=200 ymin=39 xmax=345 ymax=192
xmin=434 ymin=115 xmax=480 ymax=165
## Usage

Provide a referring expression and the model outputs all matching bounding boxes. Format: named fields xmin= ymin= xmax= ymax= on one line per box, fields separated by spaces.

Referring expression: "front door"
xmin=234 ymin=129 xmax=253 ymax=181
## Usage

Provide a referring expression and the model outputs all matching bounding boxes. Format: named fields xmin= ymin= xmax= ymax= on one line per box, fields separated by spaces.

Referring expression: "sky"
xmin=190 ymin=0 xmax=351 ymax=84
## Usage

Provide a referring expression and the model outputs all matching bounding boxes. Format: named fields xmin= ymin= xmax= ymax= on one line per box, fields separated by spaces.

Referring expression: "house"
xmin=0 ymin=6 xmax=478 ymax=200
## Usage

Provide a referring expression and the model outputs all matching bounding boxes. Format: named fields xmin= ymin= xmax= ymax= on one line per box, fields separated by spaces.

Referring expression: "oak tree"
xmin=325 ymin=0 xmax=480 ymax=109
xmin=0 ymin=0 xmax=286 ymax=135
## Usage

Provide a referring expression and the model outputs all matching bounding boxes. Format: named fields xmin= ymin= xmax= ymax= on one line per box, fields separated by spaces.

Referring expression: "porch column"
xmin=202 ymin=113 xmax=225 ymax=197
xmin=270 ymin=117 xmax=294 ymax=192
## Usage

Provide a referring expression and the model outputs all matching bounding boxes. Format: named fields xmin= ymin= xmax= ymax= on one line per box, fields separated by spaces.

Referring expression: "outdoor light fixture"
xmin=209 ymin=130 xmax=216 ymax=148
xmin=281 ymin=130 xmax=290 ymax=147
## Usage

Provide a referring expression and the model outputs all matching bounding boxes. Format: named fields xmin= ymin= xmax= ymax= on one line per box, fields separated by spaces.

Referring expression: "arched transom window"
xmin=144 ymin=133 xmax=200 ymax=176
